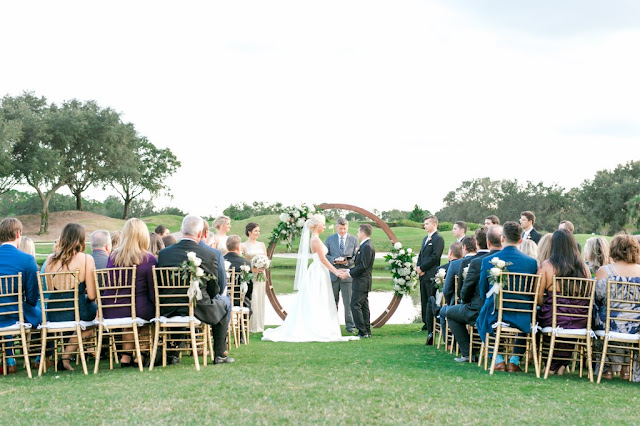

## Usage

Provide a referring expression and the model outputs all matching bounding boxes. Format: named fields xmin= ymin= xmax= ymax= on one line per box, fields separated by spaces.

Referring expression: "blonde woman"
xmin=584 ymin=237 xmax=610 ymax=278
xmin=148 ymin=232 xmax=165 ymax=258
xmin=19 ymin=236 xmax=36 ymax=257
xmin=211 ymin=215 xmax=231 ymax=254
xmin=45 ymin=223 xmax=97 ymax=371
xmin=536 ymin=233 xmax=553 ymax=268
xmin=519 ymin=239 xmax=538 ymax=259
xmin=242 ymin=222 xmax=267 ymax=332
xmin=262 ymin=214 xmax=357 ymax=342
xmin=105 ymin=218 xmax=157 ymax=366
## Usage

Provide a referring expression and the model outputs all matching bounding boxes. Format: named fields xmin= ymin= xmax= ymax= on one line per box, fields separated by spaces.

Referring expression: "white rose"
xmin=436 ymin=268 xmax=447 ymax=279
xmin=293 ymin=210 xmax=301 ymax=218
xmin=187 ymin=252 xmax=197 ymax=262
xmin=279 ymin=213 xmax=289 ymax=222
xmin=399 ymin=249 xmax=405 ymax=255
xmin=407 ymin=248 xmax=412 ymax=254
xmin=397 ymin=278 xmax=406 ymax=285
xmin=240 ymin=264 xmax=251 ymax=273
xmin=404 ymin=262 xmax=411 ymax=268
xmin=309 ymin=205 xmax=316 ymax=213
xmin=394 ymin=242 xmax=402 ymax=250
xmin=193 ymin=257 xmax=202 ymax=267
xmin=196 ymin=267 xmax=204 ymax=277
xmin=490 ymin=257 xmax=500 ymax=266
xmin=297 ymin=218 xmax=306 ymax=228
xmin=394 ymin=284 xmax=402 ymax=292
xmin=496 ymin=260 xmax=506 ymax=269
xmin=489 ymin=267 xmax=502 ymax=278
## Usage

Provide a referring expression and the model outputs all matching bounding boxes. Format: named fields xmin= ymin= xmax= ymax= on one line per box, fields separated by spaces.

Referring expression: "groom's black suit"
xmin=417 ymin=231 xmax=445 ymax=330
xmin=349 ymin=239 xmax=375 ymax=336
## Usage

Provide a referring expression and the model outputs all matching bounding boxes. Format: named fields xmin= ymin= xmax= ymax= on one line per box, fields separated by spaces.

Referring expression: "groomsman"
xmin=325 ymin=218 xmax=358 ymax=334
xmin=416 ymin=216 xmax=445 ymax=331
xmin=452 ymin=221 xmax=467 ymax=242
xmin=519 ymin=211 xmax=541 ymax=244
xmin=484 ymin=215 xmax=500 ymax=226
xmin=347 ymin=224 xmax=375 ymax=338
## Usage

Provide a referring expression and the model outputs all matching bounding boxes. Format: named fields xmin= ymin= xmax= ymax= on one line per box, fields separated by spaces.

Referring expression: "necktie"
xmin=339 ymin=236 xmax=345 ymax=254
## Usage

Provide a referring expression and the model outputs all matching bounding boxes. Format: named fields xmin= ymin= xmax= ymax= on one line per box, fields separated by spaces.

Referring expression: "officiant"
xmin=325 ymin=217 xmax=358 ymax=334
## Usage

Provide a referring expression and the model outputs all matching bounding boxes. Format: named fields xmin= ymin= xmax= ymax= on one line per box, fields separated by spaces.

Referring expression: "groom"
xmin=347 ymin=224 xmax=375 ymax=338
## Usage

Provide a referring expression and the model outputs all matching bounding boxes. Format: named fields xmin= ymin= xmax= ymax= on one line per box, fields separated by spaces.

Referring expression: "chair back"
xmin=37 ymin=270 xmax=80 ymax=323
xmin=604 ymin=279 xmax=640 ymax=335
xmin=228 ymin=268 xmax=245 ymax=307
xmin=551 ymin=277 xmax=596 ymax=329
xmin=453 ymin=275 xmax=459 ymax=305
xmin=496 ymin=272 xmax=542 ymax=325
xmin=94 ymin=267 xmax=138 ymax=320
xmin=0 ymin=273 xmax=24 ymax=326
xmin=152 ymin=266 xmax=194 ymax=318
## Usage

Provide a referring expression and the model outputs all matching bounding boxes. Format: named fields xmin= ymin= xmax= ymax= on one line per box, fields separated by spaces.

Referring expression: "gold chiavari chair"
xmin=37 ymin=270 xmax=95 ymax=376
xmin=538 ymin=277 xmax=596 ymax=381
xmin=0 ymin=273 xmax=32 ymax=378
xmin=227 ymin=268 xmax=250 ymax=348
xmin=485 ymin=272 xmax=542 ymax=377
xmin=94 ymin=267 xmax=150 ymax=373
xmin=595 ymin=279 xmax=640 ymax=383
xmin=149 ymin=267 xmax=209 ymax=371
xmin=446 ymin=276 xmax=459 ymax=354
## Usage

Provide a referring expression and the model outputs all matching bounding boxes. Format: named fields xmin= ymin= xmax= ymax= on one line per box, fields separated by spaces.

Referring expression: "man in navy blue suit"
xmin=476 ymin=221 xmax=538 ymax=372
xmin=0 ymin=218 xmax=41 ymax=374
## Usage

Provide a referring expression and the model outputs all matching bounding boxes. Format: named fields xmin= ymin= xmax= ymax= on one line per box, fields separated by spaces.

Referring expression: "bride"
xmin=262 ymin=214 xmax=359 ymax=342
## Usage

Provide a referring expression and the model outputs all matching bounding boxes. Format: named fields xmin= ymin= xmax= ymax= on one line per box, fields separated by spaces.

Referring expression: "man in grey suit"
xmin=325 ymin=217 xmax=358 ymax=334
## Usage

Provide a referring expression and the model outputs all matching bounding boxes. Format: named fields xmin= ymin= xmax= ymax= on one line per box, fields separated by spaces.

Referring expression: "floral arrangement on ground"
xmin=384 ymin=242 xmax=418 ymax=296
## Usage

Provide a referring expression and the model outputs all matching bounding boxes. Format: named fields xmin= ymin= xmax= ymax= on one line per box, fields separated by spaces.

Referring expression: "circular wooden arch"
xmin=265 ymin=203 xmax=403 ymax=328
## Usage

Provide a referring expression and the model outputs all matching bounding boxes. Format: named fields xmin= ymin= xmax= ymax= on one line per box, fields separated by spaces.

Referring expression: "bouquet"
xmin=431 ymin=268 xmax=447 ymax=290
xmin=384 ymin=242 xmax=418 ymax=296
xmin=239 ymin=264 xmax=253 ymax=294
xmin=269 ymin=203 xmax=319 ymax=251
xmin=251 ymin=254 xmax=271 ymax=282
xmin=485 ymin=257 xmax=513 ymax=313
xmin=180 ymin=251 xmax=214 ymax=305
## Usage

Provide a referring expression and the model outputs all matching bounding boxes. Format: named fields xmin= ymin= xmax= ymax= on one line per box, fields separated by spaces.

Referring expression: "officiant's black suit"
xmin=350 ymin=239 xmax=375 ymax=336
xmin=157 ymin=238 xmax=230 ymax=357
xmin=417 ymin=231 xmax=445 ymax=330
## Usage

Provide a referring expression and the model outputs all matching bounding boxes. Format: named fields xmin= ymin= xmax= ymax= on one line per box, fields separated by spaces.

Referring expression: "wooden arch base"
xmin=265 ymin=203 xmax=403 ymax=328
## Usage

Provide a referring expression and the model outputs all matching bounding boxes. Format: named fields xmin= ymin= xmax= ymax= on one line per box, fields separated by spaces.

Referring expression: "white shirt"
xmin=359 ymin=238 xmax=370 ymax=246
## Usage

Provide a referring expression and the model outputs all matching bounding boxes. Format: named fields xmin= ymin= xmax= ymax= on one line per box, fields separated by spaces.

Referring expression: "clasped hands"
xmin=335 ymin=269 xmax=349 ymax=279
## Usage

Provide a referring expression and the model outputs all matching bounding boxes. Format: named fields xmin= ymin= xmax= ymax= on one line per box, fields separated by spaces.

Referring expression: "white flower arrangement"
xmin=485 ymin=257 xmax=513 ymax=313
xmin=180 ymin=251 xmax=214 ymax=305
xmin=251 ymin=254 xmax=271 ymax=282
xmin=385 ymin=241 xmax=418 ymax=296
xmin=270 ymin=203 xmax=320 ymax=251
xmin=431 ymin=267 xmax=447 ymax=290
xmin=238 ymin=264 xmax=253 ymax=294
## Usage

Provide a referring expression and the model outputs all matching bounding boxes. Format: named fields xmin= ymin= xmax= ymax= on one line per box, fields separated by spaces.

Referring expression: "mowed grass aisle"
xmin=3 ymin=325 xmax=638 ymax=424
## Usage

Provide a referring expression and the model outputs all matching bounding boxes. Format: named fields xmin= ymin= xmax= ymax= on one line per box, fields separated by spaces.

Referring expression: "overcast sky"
xmin=2 ymin=1 xmax=639 ymax=217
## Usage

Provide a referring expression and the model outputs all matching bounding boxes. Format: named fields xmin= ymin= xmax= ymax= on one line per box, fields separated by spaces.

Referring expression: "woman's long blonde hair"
xmin=111 ymin=218 xmax=151 ymax=266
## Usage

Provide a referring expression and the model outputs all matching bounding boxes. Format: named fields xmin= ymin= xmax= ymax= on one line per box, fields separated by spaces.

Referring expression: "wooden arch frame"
xmin=265 ymin=203 xmax=403 ymax=328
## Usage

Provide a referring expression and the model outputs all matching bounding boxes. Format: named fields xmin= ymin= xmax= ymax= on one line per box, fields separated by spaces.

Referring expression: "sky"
xmin=2 ymin=0 xmax=639 ymax=217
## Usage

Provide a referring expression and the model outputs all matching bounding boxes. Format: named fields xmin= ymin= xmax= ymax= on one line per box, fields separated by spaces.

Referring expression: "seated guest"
xmin=537 ymin=229 xmax=591 ymax=375
xmin=90 ymin=230 xmax=112 ymax=269
xmin=211 ymin=215 xmax=232 ymax=254
xmin=476 ymin=222 xmax=538 ymax=372
xmin=447 ymin=226 xmax=501 ymax=363
xmin=584 ymin=237 xmax=610 ymax=278
xmin=44 ymin=223 xmax=97 ymax=371
xmin=19 ymin=236 xmax=36 ymax=257
xmin=155 ymin=225 xmax=171 ymax=237
xmin=104 ymin=219 xmax=157 ymax=366
xmin=162 ymin=234 xmax=177 ymax=248
xmin=558 ymin=220 xmax=581 ymax=252
xmin=224 ymin=235 xmax=253 ymax=310
xmin=536 ymin=233 xmax=553 ymax=268
xmin=0 ymin=218 xmax=41 ymax=374
xmin=157 ymin=215 xmax=233 ymax=364
xmin=594 ymin=234 xmax=640 ymax=380
xmin=148 ymin=232 xmax=165 ymax=258
xmin=519 ymin=239 xmax=538 ymax=259
xmin=424 ymin=242 xmax=462 ymax=345
xmin=110 ymin=231 xmax=121 ymax=250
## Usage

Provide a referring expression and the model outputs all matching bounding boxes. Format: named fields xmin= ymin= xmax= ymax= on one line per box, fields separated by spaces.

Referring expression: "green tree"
xmin=407 ymin=205 xmax=426 ymax=222
xmin=0 ymin=111 xmax=21 ymax=193
xmin=110 ymin=126 xmax=180 ymax=219
xmin=437 ymin=177 xmax=502 ymax=223
xmin=2 ymin=92 xmax=70 ymax=234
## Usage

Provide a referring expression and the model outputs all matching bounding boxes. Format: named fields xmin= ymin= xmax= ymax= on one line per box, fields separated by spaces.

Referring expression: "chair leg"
xmin=190 ymin=322 xmax=200 ymax=371
xmin=544 ymin=333 xmax=557 ymax=379
xmin=133 ymin=325 xmax=144 ymax=372
xmin=20 ymin=330 xmax=32 ymax=379
xmin=597 ymin=339 xmax=609 ymax=384
xmin=489 ymin=328 xmax=501 ymax=375
xmin=531 ymin=332 xmax=540 ymax=378
xmin=586 ymin=338 xmax=594 ymax=382
xmin=149 ymin=323 xmax=160 ymax=372
xmin=76 ymin=327 xmax=89 ymax=375
xmin=94 ymin=326 xmax=104 ymax=374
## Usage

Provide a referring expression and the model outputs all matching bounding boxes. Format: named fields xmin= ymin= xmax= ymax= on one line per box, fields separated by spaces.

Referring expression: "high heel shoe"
xmin=57 ymin=357 xmax=74 ymax=372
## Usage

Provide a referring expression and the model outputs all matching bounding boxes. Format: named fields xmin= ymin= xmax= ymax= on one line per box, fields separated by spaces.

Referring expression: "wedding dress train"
xmin=262 ymin=245 xmax=359 ymax=342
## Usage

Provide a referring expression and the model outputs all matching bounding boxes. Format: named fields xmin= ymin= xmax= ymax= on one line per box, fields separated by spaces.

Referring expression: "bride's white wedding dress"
xmin=262 ymin=242 xmax=359 ymax=342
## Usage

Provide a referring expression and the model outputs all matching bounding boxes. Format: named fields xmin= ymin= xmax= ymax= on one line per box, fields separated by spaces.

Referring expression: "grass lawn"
xmin=2 ymin=324 xmax=637 ymax=424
